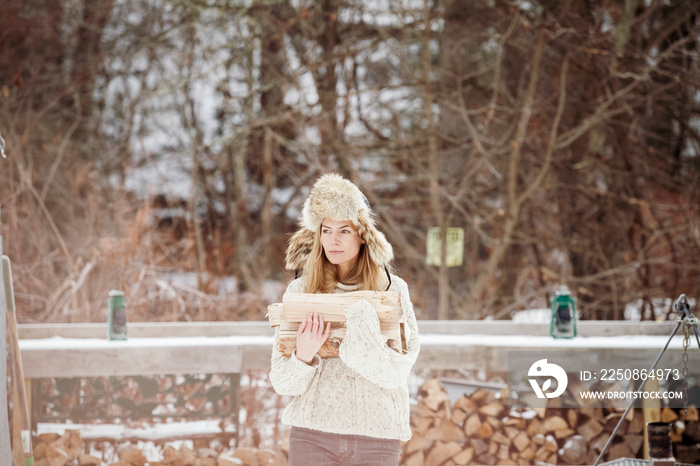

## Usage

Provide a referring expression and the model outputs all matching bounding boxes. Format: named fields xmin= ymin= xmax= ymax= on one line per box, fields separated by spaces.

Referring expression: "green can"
xmin=108 ymin=289 xmax=128 ymax=340
xmin=549 ymin=286 xmax=577 ymax=339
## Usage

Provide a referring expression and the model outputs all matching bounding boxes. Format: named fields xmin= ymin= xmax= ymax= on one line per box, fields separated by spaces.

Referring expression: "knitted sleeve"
xmin=269 ymin=278 xmax=323 ymax=396
xmin=338 ymin=275 xmax=420 ymax=389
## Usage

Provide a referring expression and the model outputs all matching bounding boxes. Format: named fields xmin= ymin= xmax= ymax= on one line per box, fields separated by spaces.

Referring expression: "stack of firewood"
xmin=30 ymin=430 xmax=286 ymax=466
xmin=267 ymin=290 xmax=405 ymax=357
xmin=25 ymin=378 xmax=700 ymax=466
xmin=401 ymin=378 xmax=700 ymax=466
xmin=32 ymin=430 xmax=97 ymax=466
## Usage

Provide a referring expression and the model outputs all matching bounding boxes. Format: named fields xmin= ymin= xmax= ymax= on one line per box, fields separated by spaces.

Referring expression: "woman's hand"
xmin=295 ymin=312 xmax=331 ymax=364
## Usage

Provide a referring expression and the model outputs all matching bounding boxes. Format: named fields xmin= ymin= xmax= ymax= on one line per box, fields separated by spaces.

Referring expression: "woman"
xmin=270 ymin=173 xmax=420 ymax=466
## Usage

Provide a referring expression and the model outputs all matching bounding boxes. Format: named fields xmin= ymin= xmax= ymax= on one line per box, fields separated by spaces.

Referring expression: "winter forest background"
xmin=1 ymin=0 xmax=700 ymax=325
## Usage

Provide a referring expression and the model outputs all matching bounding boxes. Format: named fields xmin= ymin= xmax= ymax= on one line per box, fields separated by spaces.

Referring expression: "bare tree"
xmin=1 ymin=0 xmax=699 ymax=324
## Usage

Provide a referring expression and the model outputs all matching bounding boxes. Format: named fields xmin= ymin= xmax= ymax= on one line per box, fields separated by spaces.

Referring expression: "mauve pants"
xmin=288 ymin=426 xmax=401 ymax=466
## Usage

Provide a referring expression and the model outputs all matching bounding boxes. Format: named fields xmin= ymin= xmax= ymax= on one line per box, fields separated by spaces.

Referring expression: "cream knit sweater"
xmin=269 ymin=274 xmax=420 ymax=441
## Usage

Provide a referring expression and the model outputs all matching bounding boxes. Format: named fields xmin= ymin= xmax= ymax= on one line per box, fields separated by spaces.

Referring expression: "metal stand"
xmin=593 ymin=294 xmax=700 ymax=466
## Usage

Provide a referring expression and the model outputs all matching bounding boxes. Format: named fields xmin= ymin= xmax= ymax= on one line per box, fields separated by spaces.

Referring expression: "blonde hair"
xmin=303 ymin=225 xmax=389 ymax=294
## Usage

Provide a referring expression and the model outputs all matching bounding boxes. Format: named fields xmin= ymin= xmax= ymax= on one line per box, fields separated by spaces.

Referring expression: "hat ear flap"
xmin=285 ymin=228 xmax=316 ymax=271
xmin=356 ymin=215 xmax=393 ymax=267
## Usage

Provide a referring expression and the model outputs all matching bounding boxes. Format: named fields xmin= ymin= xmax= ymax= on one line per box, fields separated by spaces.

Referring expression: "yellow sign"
xmin=426 ymin=227 xmax=464 ymax=267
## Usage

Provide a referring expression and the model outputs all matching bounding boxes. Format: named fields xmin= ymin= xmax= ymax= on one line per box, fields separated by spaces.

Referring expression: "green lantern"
xmin=550 ymin=287 xmax=577 ymax=339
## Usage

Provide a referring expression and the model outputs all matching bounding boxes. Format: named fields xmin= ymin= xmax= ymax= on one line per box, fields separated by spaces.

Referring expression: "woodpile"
xmin=267 ymin=290 xmax=405 ymax=357
xmin=30 ymin=430 xmax=287 ymax=466
xmin=24 ymin=379 xmax=700 ymax=466
xmin=401 ymin=378 xmax=700 ymax=465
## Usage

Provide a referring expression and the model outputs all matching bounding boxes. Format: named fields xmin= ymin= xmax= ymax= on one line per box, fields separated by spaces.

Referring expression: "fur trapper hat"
xmin=285 ymin=173 xmax=393 ymax=271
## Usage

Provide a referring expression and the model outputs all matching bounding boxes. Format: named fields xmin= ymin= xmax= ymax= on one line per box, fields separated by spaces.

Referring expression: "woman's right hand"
xmin=295 ymin=312 xmax=331 ymax=364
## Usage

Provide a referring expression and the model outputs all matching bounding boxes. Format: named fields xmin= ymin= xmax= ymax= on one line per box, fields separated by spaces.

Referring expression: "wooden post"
xmin=11 ymin=390 xmax=27 ymax=466
xmin=1 ymin=236 xmax=15 ymax=466
xmin=642 ymin=376 xmax=661 ymax=459
xmin=4 ymin=255 xmax=34 ymax=466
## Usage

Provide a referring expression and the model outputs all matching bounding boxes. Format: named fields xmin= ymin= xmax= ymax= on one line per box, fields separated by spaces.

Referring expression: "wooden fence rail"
xmin=18 ymin=319 xmax=690 ymax=376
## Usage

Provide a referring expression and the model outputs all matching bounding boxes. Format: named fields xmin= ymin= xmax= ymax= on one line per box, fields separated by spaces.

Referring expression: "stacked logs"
xmin=24 ymin=379 xmax=700 ymax=465
xmin=401 ymin=378 xmax=700 ymax=465
xmin=30 ymin=430 xmax=286 ymax=466
xmin=267 ymin=290 xmax=405 ymax=357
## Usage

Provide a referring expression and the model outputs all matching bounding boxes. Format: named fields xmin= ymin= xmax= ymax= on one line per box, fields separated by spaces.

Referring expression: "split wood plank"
xmin=281 ymin=291 xmax=401 ymax=323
